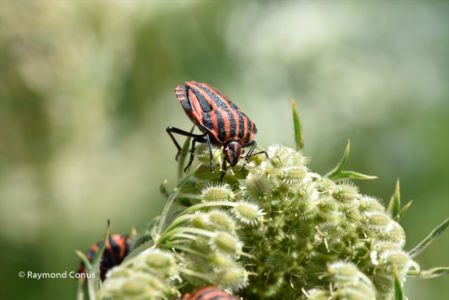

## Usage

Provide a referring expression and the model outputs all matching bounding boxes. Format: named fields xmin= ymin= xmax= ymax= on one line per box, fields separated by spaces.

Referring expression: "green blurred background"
xmin=1 ymin=1 xmax=448 ymax=299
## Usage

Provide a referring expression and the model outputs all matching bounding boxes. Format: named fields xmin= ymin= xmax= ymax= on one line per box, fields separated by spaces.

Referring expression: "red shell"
xmin=78 ymin=234 xmax=130 ymax=280
xmin=178 ymin=286 xmax=238 ymax=300
xmin=174 ymin=81 xmax=257 ymax=147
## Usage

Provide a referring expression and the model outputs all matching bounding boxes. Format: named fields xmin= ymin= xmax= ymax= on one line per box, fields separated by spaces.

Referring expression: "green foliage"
xmin=94 ymin=104 xmax=449 ymax=299
xmin=387 ymin=179 xmax=402 ymax=221
xmin=76 ymin=221 xmax=111 ymax=300
xmin=408 ymin=218 xmax=449 ymax=258
xmin=292 ymin=99 xmax=304 ymax=152
xmin=393 ymin=264 xmax=404 ymax=300
xmin=325 ymin=140 xmax=377 ymax=181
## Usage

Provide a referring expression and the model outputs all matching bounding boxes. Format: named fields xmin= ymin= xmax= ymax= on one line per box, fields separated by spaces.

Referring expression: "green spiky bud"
xmin=232 ymin=202 xmax=264 ymax=225
xmin=335 ymin=181 xmax=359 ymax=203
xmin=208 ymin=253 xmax=236 ymax=269
xmin=241 ymin=173 xmax=272 ymax=200
xmin=201 ymin=184 xmax=234 ymax=202
xmin=211 ymin=232 xmax=242 ymax=256
xmin=365 ymin=212 xmax=392 ymax=231
xmin=359 ymin=196 xmax=385 ymax=213
xmin=207 ymin=210 xmax=236 ymax=232
xmin=191 ymin=213 xmax=210 ymax=230
xmin=215 ymin=266 xmax=248 ymax=291
xmin=144 ymin=250 xmax=176 ymax=271
xmin=328 ymin=262 xmax=360 ymax=282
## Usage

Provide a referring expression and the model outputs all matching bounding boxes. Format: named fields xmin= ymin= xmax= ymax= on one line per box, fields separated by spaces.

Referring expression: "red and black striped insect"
xmin=78 ymin=234 xmax=130 ymax=281
xmin=167 ymin=81 xmax=266 ymax=176
xmin=177 ymin=286 xmax=238 ymax=300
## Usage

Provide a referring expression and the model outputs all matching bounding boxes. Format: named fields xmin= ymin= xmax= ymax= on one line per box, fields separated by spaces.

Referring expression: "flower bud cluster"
xmin=176 ymin=183 xmax=258 ymax=292
xmin=99 ymin=144 xmax=418 ymax=299
xmin=99 ymin=176 xmax=262 ymax=297
xmin=232 ymin=145 xmax=416 ymax=299
xmin=98 ymin=249 xmax=179 ymax=299
xmin=306 ymin=262 xmax=376 ymax=300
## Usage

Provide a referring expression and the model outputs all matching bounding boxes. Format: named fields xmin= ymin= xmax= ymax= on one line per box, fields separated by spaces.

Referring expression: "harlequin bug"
xmin=78 ymin=234 xmax=130 ymax=280
xmin=177 ymin=286 xmax=238 ymax=300
xmin=167 ymin=81 xmax=267 ymax=177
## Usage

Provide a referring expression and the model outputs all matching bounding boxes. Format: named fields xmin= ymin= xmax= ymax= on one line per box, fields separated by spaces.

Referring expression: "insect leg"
xmin=205 ymin=134 xmax=214 ymax=173
xmin=251 ymin=150 xmax=269 ymax=158
xmin=241 ymin=140 xmax=257 ymax=171
xmin=166 ymin=126 xmax=204 ymax=160
xmin=184 ymin=137 xmax=198 ymax=172
xmin=241 ymin=140 xmax=268 ymax=171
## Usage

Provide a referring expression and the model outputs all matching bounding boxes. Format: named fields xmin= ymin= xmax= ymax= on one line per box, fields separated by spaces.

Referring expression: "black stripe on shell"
xmin=178 ymin=85 xmax=193 ymax=112
xmin=191 ymin=86 xmax=213 ymax=112
xmin=244 ymin=117 xmax=252 ymax=146
xmin=202 ymin=112 xmax=213 ymax=131
xmin=228 ymin=110 xmax=236 ymax=139
xmin=215 ymin=110 xmax=226 ymax=143
xmin=237 ymin=112 xmax=245 ymax=140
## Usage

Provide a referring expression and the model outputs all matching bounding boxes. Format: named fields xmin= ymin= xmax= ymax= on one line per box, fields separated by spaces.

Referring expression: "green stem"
xmin=156 ymin=165 xmax=201 ymax=240
xmin=178 ymin=267 xmax=213 ymax=282
xmin=161 ymin=243 xmax=208 ymax=259
xmin=172 ymin=227 xmax=215 ymax=238
xmin=178 ymin=193 xmax=203 ymax=200
xmin=162 ymin=213 xmax=197 ymax=235
xmin=156 ymin=188 xmax=180 ymax=239
xmin=181 ymin=201 xmax=236 ymax=216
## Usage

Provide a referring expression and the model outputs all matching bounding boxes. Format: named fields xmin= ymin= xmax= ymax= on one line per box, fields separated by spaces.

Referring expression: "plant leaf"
xmin=91 ymin=220 xmax=111 ymax=279
xmin=399 ymin=200 xmax=413 ymax=220
xmin=418 ymin=267 xmax=449 ymax=279
xmin=75 ymin=250 xmax=92 ymax=271
xmin=75 ymin=249 xmax=95 ymax=300
xmin=325 ymin=140 xmax=351 ymax=179
xmin=178 ymin=126 xmax=195 ymax=179
xmin=83 ymin=219 xmax=111 ymax=299
xmin=409 ymin=217 xmax=449 ymax=258
xmin=157 ymin=164 xmax=201 ymax=236
xmin=331 ymin=170 xmax=378 ymax=181
xmin=291 ymin=99 xmax=304 ymax=151
xmin=325 ymin=140 xmax=377 ymax=181
xmin=390 ymin=179 xmax=401 ymax=221
xmin=393 ymin=264 xmax=403 ymax=300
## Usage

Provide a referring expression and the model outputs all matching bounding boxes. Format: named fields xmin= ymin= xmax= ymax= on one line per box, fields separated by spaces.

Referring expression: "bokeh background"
xmin=1 ymin=1 xmax=448 ymax=299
